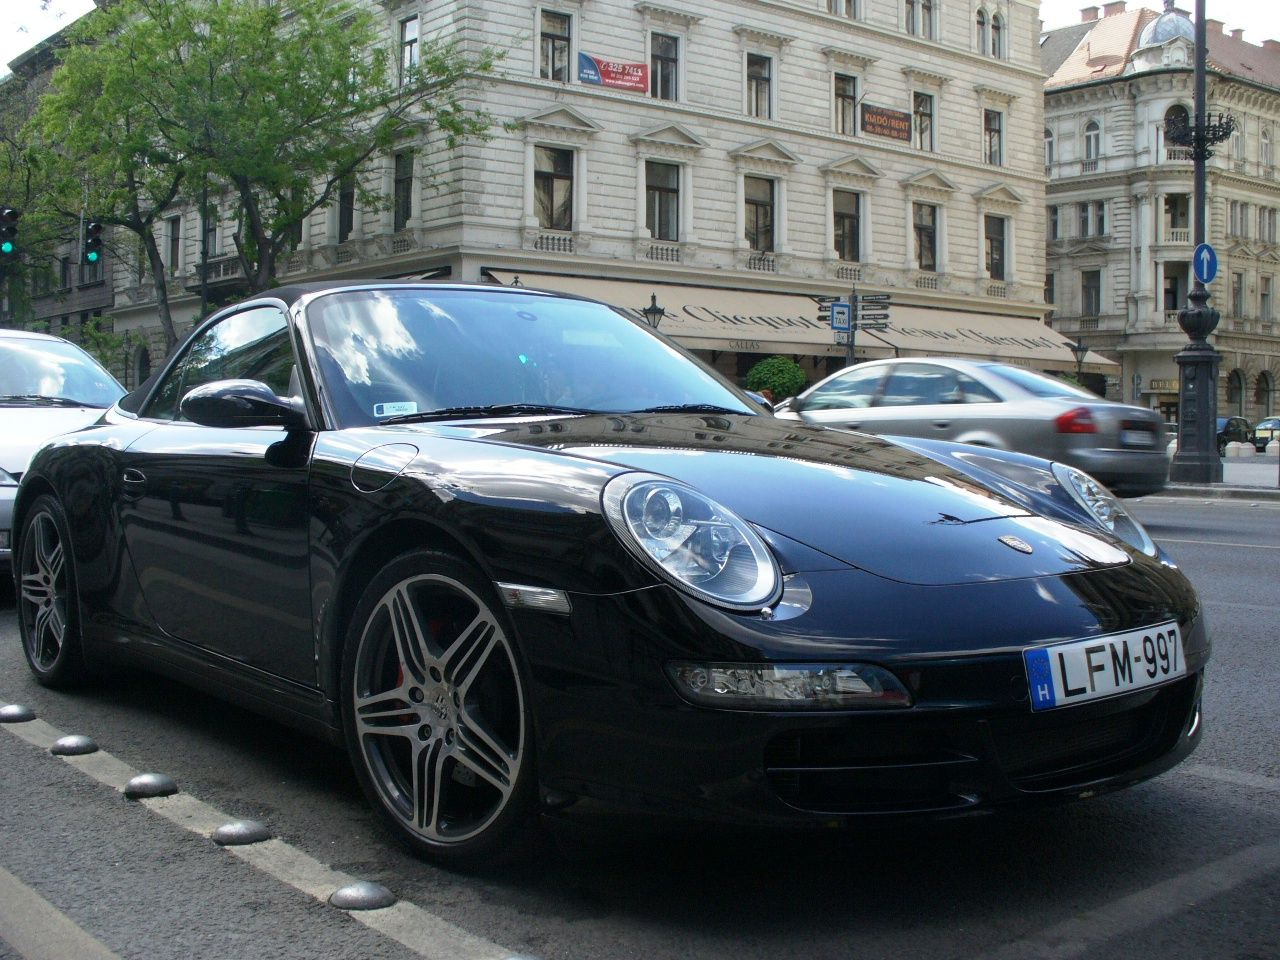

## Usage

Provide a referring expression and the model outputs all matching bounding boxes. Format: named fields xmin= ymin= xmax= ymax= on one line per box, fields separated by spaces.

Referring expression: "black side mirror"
xmin=181 ymin=379 xmax=308 ymax=431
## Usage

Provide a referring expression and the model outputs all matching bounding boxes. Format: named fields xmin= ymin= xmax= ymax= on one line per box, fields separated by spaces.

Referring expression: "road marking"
xmin=981 ymin=838 xmax=1280 ymax=960
xmin=1181 ymin=763 xmax=1280 ymax=795
xmin=0 ymin=863 xmax=122 ymax=960
xmin=1156 ymin=537 xmax=1280 ymax=550
xmin=0 ymin=710 xmax=518 ymax=960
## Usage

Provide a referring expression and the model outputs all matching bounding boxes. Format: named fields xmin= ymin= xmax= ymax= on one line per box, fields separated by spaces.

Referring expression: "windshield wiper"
xmin=634 ymin=403 xmax=748 ymax=415
xmin=0 ymin=394 xmax=96 ymax=407
xmin=380 ymin=403 xmax=598 ymax=424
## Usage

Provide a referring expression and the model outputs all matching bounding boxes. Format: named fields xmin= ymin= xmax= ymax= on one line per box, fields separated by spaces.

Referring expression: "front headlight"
xmin=1052 ymin=463 xmax=1156 ymax=556
xmin=0 ymin=467 xmax=17 ymax=486
xmin=602 ymin=472 xmax=781 ymax=610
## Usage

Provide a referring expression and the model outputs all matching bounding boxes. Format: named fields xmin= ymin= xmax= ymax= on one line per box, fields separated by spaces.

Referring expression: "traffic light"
xmin=83 ymin=220 xmax=104 ymax=264
xmin=0 ymin=207 xmax=20 ymax=261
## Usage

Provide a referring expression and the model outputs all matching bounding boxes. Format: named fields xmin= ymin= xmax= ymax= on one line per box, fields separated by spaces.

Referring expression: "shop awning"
xmin=483 ymin=270 xmax=1114 ymax=373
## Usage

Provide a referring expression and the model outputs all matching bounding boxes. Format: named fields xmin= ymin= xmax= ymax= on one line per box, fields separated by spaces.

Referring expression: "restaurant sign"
xmin=860 ymin=104 xmax=912 ymax=142
xmin=578 ymin=53 xmax=649 ymax=92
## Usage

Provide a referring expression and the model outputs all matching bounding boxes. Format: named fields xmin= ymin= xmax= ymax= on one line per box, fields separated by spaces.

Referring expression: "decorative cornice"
xmin=903 ymin=169 xmax=959 ymax=198
xmin=634 ymin=3 xmax=702 ymax=30
xmin=729 ymin=137 xmax=801 ymax=171
xmin=975 ymin=183 xmax=1028 ymax=207
xmin=902 ymin=67 xmax=950 ymax=89
xmin=820 ymin=154 xmax=884 ymax=185
xmin=822 ymin=47 xmax=877 ymax=73
xmin=733 ymin=25 xmax=796 ymax=52
xmin=975 ymin=85 xmax=1020 ymax=105
xmin=628 ymin=123 xmax=708 ymax=156
xmin=519 ymin=106 xmax=602 ymax=143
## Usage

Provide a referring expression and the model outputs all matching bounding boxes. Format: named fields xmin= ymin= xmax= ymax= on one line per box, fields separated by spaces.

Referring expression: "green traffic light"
xmin=0 ymin=241 xmax=12 ymax=255
xmin=86 ymin=250 xmax=99 ymax=263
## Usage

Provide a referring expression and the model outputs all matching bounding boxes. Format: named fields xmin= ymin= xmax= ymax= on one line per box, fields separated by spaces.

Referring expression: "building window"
xmin=984 ymin=215 xmax=1006 ymax=281
xmin=1259 ymin=206 xmax=1278 ymax=243
xmin=202 ymin=207 xmax=218 ymax=257
xmin=645 ymin=161 xmax=679 ymax=242
xmin=833 ymin=189 xmax=860 ymax=262
xmin=1263 ymin=129 xmax=1273 ymax=170
xmin=744 ymin=176 xmax=775 ymax=253
xmin=540 ymin=11 xmax=572 ymax=82
xmin=166 ymin=215 xmax=181 ymax=275
xmin=990 ymin=14 xmax=1004 ymax=57
xmin=535 ymin=146 xmax=574 ymax=230
xmin=746 ymin=54 xmax=772 ymax=119
xmin=59 ymin=255 xmax=73 ymax=289
xmin=80 ymin=253 xmax=102 ymax=285
xmin=976 ymin=10 xmax=988 ymax=52
xmin=1048 ymin=205 xmax=1059 ymax=240
xmin=1084 ymin=120 xmax=1101 ymax=166
xmin=1262 ymin=275 xmax=1273 ymax=321
xmin=651 ymin=33 xmax=678 ymax=101
xmin=913 ymin=201 xmax=937 ymax=272
xmin=913 ymin=92 xmax=934 ymax=151
xmin=984 ymin=109 xmax=1003 ymax=165
xmin=1045 ymin=272 xmax=1056 ymax=307
xmin=1231 ymin=271 xmax=1244 ymax=316
xmin=1164 ymin=271 xmax=1183 ymax=312
xmin=1230 ymin=200 xmax=1250 ymax=238
xmin=1094 ymin=200 xmax=1106 ymax=236
xmin=338 ymin=173 xmax=355 ymax=243
xmin=906 ymin=0 xmax=935 ymax=39
xmin=828 ymin=0 xmax=855 ymax=16
xmin=1081 ymin=269 xmax=1101 ymax=316
xmin=1078 ymin=201 xmax=1106 ymax=238
xmin=835 ymin=74 xmax=857 ymax=136
xmin=393 ymin=151 xmax=414 ymax=232
xmin=1045 ymin=128 xmax=1055 ymax=168
xmin=399 ymin=16 xmax=419 ymax=86
xmin=1078 ymin=202 xmax=1090 ymax=237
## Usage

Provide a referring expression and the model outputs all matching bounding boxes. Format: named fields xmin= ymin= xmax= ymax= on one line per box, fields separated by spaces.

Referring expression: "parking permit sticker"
xmin=373 ymin=401 xmax=418 ymax=418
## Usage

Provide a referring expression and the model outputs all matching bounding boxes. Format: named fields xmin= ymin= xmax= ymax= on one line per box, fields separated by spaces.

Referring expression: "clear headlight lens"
xmin=0 ymin=467 xmax=16 ymax=486
xmin=602 ymin=473 xmax=781 ymax=610
xmin=668 ymin=662 xmax=912 ymax=710
xmin=1052 ymin=462 xmax=1157 ymax=556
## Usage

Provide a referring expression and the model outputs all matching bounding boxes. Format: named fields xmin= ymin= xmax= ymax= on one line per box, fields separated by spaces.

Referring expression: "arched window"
xmin=1164 ymin=105 xmax=1190 ymax=158
xmin=991 ymin=13 xmax=1004 ymax=57
xmin=1084 ymin=120 xmax=1101 ymax=161
xmin=1227 ymin=369 xmax=1245 ymax=415
xmin=1255 ymin=370 xmax=1274 ymax=416
xmin=921 ymin=0 xmax=935 ymax=39
xmin=976 ymin=10 xmax=989 ymax=53
xmin=1045 ymin=128 xmax=1055 ymax=168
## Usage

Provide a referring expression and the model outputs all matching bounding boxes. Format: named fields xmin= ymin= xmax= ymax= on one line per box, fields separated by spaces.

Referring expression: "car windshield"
xmin=979 ymin=362 xmax=1099 ymax=400
xmin=0 ymin=337 xmax=125 ymax=408
xmin=305 ymin=287 xmax=756 ymax=427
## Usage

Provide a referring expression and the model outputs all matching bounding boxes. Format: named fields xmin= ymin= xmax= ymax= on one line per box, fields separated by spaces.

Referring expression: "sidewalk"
xmin=1160 ymin=455 xmax=1280 ymax=500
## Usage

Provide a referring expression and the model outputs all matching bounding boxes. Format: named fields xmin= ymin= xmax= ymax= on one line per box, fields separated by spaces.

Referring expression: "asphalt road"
xmin=1 ymin=492 xmax=1277 ymax=960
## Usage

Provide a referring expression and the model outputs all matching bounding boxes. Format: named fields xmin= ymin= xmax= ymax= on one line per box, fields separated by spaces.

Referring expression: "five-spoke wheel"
xmin=343 ymin=552 xmax=534 ymax=864
xmin=17 ymin=494 xmax=85 ymax=686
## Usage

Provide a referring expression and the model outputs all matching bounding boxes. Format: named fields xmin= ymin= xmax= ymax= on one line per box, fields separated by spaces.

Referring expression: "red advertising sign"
xmin=578 ymin=53 xmax=649 ymax=92
xmin=861 ymin=103 xmax=912 ymax=142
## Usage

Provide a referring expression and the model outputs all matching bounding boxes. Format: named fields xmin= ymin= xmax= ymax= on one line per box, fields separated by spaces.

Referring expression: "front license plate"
xmin=1122 ymin=429 xmax=1155 ymax=446
xmin=1024 ymin=622 xmax=1185 ymax=712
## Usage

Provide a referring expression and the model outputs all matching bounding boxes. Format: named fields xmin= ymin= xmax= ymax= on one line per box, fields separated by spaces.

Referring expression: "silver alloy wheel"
xmin=19 ymin=510 xmax=68 ymax=672
xmin=352 ymin=573 xmax=526 ymax=846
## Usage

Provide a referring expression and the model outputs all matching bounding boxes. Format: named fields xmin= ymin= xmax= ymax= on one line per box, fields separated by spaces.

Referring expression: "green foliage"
xmin=744 ymin=356 xmax=807 ymax=401
xmin=78 ymin=316 xmax=127 ymax=373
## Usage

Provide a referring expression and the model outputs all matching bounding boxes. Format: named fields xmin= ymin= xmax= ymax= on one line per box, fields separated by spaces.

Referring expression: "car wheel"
xmin=342 ymin=551 xmax=536 ymax=866
xmin=17 ymin=494 xmax=87 ymax=687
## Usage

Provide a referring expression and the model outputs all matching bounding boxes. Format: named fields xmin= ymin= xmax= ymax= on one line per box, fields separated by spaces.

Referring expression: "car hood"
xmin=442 ymin=413 xmax=1130 ymax=586
xmin=0 ymin=407 xmax=109 ymax=475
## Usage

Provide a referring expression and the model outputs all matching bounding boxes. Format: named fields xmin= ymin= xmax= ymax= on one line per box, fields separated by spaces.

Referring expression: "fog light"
xmin=667 ymin=662 xmax=911 ymax=710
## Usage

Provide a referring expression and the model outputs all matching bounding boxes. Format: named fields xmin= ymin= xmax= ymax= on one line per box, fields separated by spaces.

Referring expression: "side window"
xmin=955 ymin=372 xmax=1000 ymax=404
xmin=803 ymin=366 xmax=885 ymax=411
xmin=143 ymin=307 xmax=292 ymax=421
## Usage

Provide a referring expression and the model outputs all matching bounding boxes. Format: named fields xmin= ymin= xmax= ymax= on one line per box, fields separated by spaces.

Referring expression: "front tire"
xmin=341 ymin=551 xmax=536 ymax=866
xmin=17 ymin=494 xmax=87 ymax=687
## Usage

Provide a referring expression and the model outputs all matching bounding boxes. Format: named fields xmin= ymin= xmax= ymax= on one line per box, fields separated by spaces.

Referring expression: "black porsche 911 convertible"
xmin=14 ymin=282 xmax=1207 ymax=866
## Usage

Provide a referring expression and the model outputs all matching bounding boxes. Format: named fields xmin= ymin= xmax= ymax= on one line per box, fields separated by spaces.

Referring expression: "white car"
xmin=1 ymin=328 xmax=125 ymax=567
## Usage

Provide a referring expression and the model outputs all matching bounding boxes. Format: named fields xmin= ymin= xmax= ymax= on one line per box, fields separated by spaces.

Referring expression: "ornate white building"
xmin=18 ymin=1 xmax=1075 ymax=385
xmin=1044 ymin=1 xmax=1280 ymax=422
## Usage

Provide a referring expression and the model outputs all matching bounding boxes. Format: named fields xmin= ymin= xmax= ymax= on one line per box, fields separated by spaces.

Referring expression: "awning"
xmin=484 ymin=270 xmax=1114 ymax=373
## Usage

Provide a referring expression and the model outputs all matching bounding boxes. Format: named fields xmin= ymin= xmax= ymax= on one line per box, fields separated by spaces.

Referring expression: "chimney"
xmin=1264 ymin=39 xmax=1280 ymax=52
xmin=1081 ymin=6 xmax=1100 ymax=22
xmin=1230 ymin=29 xmax=1244 ymax=41
xmin=1102 ymin=1 xmax=1126 ymax=16
xmin=1206 ymin=19 xmax=1225 ymax=34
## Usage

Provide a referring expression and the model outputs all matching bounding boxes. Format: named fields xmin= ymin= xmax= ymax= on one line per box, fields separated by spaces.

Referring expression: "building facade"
xmin=1044 ymin=1 xmax=1280 ymax=423
xmin=12 ymin=0 xmax=1071 ymax=387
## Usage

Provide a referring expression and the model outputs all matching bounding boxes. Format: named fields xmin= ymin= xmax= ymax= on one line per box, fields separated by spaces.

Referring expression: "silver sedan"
xmin=774 ymin=357 xmax=1168 ymax=496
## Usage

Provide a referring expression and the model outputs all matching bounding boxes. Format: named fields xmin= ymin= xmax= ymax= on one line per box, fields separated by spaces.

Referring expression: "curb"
xmin=1150 ymin=484 xmax=1280 ymax=502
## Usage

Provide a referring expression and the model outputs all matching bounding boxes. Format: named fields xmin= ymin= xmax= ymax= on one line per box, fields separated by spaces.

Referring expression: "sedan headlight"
xmin=602 ymin=472 xmax=781 ymax=610
xmin=1052 ymin=463 xmax=1157 ymax=556
xmin=668 ymin=662 xmax=911 ymax=710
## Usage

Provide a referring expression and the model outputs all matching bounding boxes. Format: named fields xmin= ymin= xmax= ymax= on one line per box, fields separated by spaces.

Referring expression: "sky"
xmin=4 ymin=0 xmax=1280 ymax=76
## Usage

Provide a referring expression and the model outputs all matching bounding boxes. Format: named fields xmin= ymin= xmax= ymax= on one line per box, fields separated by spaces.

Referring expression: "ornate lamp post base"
xmin=1169 ymin=286 xmax=1222 ymax=484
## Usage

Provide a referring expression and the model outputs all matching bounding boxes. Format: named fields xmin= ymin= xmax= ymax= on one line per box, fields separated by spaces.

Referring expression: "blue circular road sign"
xmin=1193 ymin=243 xmax=1218 ymax=284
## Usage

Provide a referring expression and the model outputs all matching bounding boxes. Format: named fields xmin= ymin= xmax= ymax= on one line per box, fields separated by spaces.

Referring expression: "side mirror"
xmin=181 ymin=379 xmax=308 ymax=431
xmin=744 ymin=390 xmax=775 ymax=413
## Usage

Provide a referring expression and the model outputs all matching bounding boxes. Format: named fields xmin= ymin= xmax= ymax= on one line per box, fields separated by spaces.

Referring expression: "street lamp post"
xmin=641 ymin=293 xmax=666 ymax=330
xmin=1165 ymin=0 xmax=1232 ymax=483
xmin=1069 ymin=339 xmax=1088 ymax=383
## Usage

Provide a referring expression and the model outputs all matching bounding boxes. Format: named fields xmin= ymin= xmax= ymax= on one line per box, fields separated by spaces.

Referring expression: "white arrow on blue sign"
xmin=1193 ymin=243 xmax=1218 ymax=284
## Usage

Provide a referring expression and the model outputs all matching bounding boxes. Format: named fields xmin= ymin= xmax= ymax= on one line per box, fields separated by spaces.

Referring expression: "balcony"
xmin=1164 ymin=147 xmax=1194 ymax=162
xmin=747 ymin=254 xmax=776 ymax=273
xmin=836 ymin=263 xmax=862 ymax=282
xmin=185 ymin=253 xmax=249 ymax=297
xmin=645 ymin=242 xmax=681 ymax=264
xmin=914 ymin=274 xmax=939 ymax=290
xmin=533 ymin=232 xmax=575 ymax=254
xmin=1164 ymin=310 xmax=1181 ymax=324
xmin=1164 ymin=228 xmax=1191 ymax=244
xmin=1080 ymin=159 xmax=1098 ymax=173
xmin=986 ymin=282 xmax=1009 ymax=298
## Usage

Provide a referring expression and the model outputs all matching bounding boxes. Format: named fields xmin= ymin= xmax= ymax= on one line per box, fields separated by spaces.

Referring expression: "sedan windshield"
xmin=980 ymin=362 xmax=1099 ymax=400
xmin=305 ymin=287 xmax=757 ymax=427
xmin=0 ymin=338 xmax=125 ymax=408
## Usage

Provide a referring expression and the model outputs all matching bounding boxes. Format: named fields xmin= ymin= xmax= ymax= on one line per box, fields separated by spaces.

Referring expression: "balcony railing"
xmin=986 ymin=282 xmax=1008 ymax=298
xmin=646 ymin=242 xmax=681 ymax=263
xmin=836 ymin=263 xmax=861 ymax=282
xmin=914 ymin=274 xmax=939 ymax=290
xmin=1164 ymin=310 xmax=1181 ymax=323
xmin=1165 ymin=228 xmax=1191 ymax=244
xmin=533 ymin=232 xmax=575 ymax=254
xmin=747 ymin=254 xmax=776 ymax=272
xmin=1081 ymin=159 xmax=1098 ymax=173
xmin=1165 ymin=147 xmax=1194 ymax=162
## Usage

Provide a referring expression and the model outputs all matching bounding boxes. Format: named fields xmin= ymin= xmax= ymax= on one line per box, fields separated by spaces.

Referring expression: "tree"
xmin=84 ymin=0 xmax=498 ymax=296
xmin=745 ymin=355 xmax=807 ymax=402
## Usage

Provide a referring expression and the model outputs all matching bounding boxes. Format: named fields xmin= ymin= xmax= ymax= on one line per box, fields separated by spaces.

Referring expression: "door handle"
xmin=932 ymin=420 xmax=951 ymax=429
xmin=121 ymin=468 xmax=147 ymax=499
